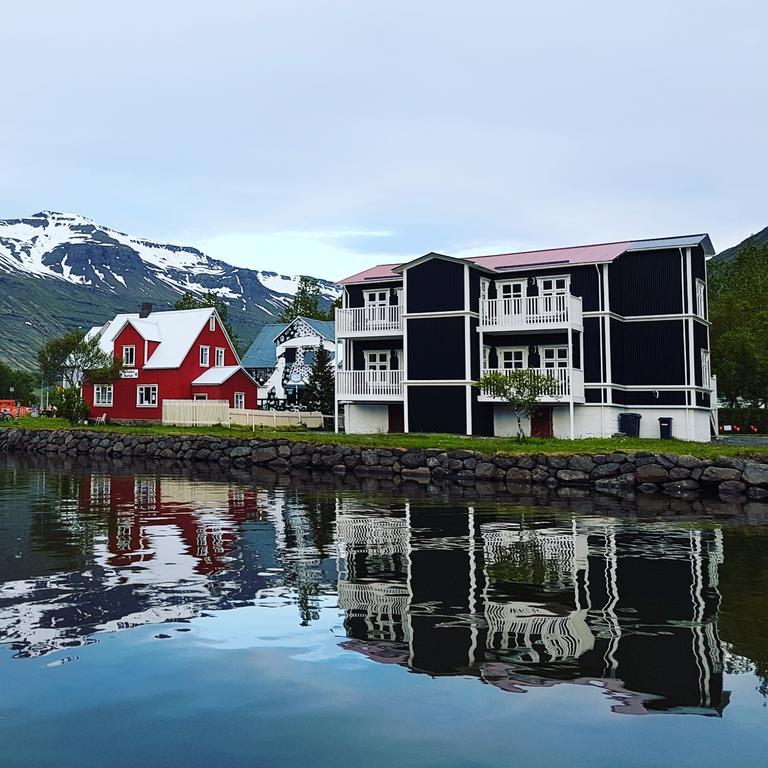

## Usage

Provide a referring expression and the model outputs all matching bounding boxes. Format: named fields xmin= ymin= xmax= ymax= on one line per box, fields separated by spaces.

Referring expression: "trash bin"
xmin=658 ymin=417 xmax=673 ymax=440
xmin=618 ymin=412 xmax=642 ymax=437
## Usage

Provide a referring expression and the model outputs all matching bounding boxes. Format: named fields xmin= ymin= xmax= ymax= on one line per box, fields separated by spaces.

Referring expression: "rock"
xmin=463 ymin=458 xmax=478 ymax=471
xmin=700 ymin=466 xmax=742 ymax=484
xmin=517 ymin=456 xmax=537 ymax=469
xmin=568 ymin=455 xmax=595 ymax=473
xmin=594 ymin=475 xmax=635 ymax=494
xmin=715 ymin=457 xmax=745 ymax=470
xmin=556 ymin=469 xmax=589 ymax=484
xmin=426 ymin=456 xmax=441 ymax=469
xmin=676 ymin=454 xmax=703 ymax=469
xmin=663 ymin=479 xmax=700 ymax=494
xmin=742 ymin=462 xmax=768 ymax=487
xmin=506 ymin=468 xmax=532 ymax=484
xmin=400 ymin=452 xmax=426 ymax=469
xmin=447 ymin=450 xmax=475 ymax=460
xmin=401 ymin=466 xmax=431 ymax=481
xmin=668 ymin=467 xmax=691 ymax=481
xmin=637 ymin=483 xmax=658 ymax=493
xmin=531 ymin=467 xmax=550 ymax=483
xmin=548 ymin=455 xmax=568 ymax=469
xmin=590 ymin=462 xmax=620 ymax=479
xmin=361 ymin=449 xmax=379 ymax=466
xmin=473 ymin=462 xmax=502 ymax=480
xmin=719 ymin=480 xmax=747 ymax=495
xmin=747 ymin=487 xmax=768 ymax=501
xmin=635 ymin=464 xmax=669 ymax=484
xmin=455 ymin=469 xmax=476 ymax=485
xmin=252 ymin=446 xmax=278 ymax=464
xmin=230 ymin=446 xmax=250 ymax=459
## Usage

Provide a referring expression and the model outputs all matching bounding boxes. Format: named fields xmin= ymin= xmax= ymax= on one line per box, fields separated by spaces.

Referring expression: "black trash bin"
xmin=618 ymin=412 xmax=642 ymax=437
xmin=658 ymin=417 xmax=673 ymax=440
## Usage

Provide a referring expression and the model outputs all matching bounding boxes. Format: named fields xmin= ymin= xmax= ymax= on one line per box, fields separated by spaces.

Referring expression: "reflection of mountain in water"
xmin=0 ymin=459 xmax=755 ymax=717
xmin=335 ymin=502 xmax=728 ymax=717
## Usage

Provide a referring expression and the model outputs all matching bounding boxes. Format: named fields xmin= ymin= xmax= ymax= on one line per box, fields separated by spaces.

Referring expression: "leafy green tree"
xmin=173 ymin=291 xmax=239 ymax=348
xmin=38 ymin=329 xmax=121 ymax=388
xmin=0 ymin=361 xmax=38 ymax=403
xmin=50 ymin=385 xmax=89 ymax=425
xmin=279 ymin=277 xmax=333 ymax=323
xmin=709 ymin=240 xmax=768 ymax=406
xmin=476 ymin=369 xmax=559 ymax=440
xmin=302 ymin=345 xmax=335 ymax=415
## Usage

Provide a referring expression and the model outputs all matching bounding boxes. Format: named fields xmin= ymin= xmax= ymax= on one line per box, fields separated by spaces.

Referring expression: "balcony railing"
xmin=336 ymin=305 xmax=403 ymax=336
xmin=480 ymin=294 xmax=583 ymax=330
xmin=479 ymin=367 xmax=584 ymax=400
xmin=336 ymin=369 xmax=405 ymax=399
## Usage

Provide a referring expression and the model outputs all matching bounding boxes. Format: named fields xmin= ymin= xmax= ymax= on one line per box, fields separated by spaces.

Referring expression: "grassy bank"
xmin=0 ymin=417 xmax=761 ymax=459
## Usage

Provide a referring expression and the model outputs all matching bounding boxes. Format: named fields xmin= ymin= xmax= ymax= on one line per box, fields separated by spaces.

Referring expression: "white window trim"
xmin=93 ymin=383 xmax=114 ymax=407
xmin=234 ymin=392 xmax=246 ymax=409
xmin=136 ymin=384 xmax=158 ymax=408
xmin=495 ymin=279 xmax=526 ymax=297
xmin=193 ymin=393 xmax=208 ymax=401
xmin=540 ymin=345 xmax=570 ymax=368
xmin=364 ymin=290 xmax=388 ymax=307
xmin=215 ymin=347 xmax=225 ymax=367
xmin=363 ymin=349 xmax=390 ymax=370
xmin=479 ymin=278 xmax=491 ymax=301
xmin=199 ymin=345 xmax=210 ymax=367
xmin=701 ymin=349 xmax=711 ymax=387
xmin=496 ymin=346 xmax=528 ymax=370
xmin=122 ymin=345 xmax=136 ymax=367
xmin=537 ymin=275 xmax=570 ymax=294
xmin=695 ymin=278 xmax=706 ymax=319
xmin=209 ymin=316 xmax=216 ymax=331
xmin=482 ymin=344 xmax=491 ymax=371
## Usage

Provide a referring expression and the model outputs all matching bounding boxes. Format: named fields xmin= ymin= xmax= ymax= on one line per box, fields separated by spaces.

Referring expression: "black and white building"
xmin=335 ymin=235 xmax=716 ymax=441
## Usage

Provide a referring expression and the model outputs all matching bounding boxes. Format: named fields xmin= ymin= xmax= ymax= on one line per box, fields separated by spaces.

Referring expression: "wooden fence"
xmin=162 ymin=400 xmax=231 ymax=427
xmin=230 ymin=409 xmax=324 ymax=430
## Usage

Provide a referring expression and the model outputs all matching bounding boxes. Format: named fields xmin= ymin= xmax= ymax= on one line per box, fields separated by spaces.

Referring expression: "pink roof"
xmin=338 ymin=241 xmax=632 ymax=284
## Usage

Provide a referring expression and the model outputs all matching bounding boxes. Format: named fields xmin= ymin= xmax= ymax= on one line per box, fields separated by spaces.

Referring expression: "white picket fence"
xmin=163 ymin=400 xmax=231 ymax=427
xmin=230 ymin=409 xmax=323 ymax=429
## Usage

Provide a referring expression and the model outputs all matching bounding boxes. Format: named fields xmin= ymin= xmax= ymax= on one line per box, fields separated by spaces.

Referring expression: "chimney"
xmin=139 ymin=302 xmax=153 ymax=318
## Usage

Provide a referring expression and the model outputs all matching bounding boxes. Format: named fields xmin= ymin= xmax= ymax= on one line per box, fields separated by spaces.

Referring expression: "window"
xmin=209 ymin=316 xmax=216 ymax=331
xmin=199 ymin=346 xmax=210 ymax=367
xmin=234 ymin=392 xmax=245 ymax=410
xmin=365 ymin=290 xmax=388 ymax=307
xmin=136 ymin=384 xmax=158 ymax=407
xmin=193 ymin=393 xmax=208 ymax=401
xmin=482 ymin=345 xmax=491 ymax=371
xmin=480 ymin=278 xmax=490 ymax=302
xmin=364 ymin=350 xmax=390 ymax=370
xmin=215 ymin=347 xmax=225 ymax=367
xmin=303 ymin=350 xmax=315 ymax=366
xmin=497 ymin=280 xmax=525 ymax=300
xmin=122 ymin=345 xmax=136 ymax=367
xmin=538 ymin=276 xmax=569 ymax=294
xmin=696 ymin=279 xmax=706 ymax=319
xmin=93 ymin=384 xmax=113 ymax=407
xmin=701 ymin=349 xmax=711 ymax=388
xmin=542 ymin=346 xmax=569 ymax=369
xmin=497 ymin=347 xmax=527 ymax=370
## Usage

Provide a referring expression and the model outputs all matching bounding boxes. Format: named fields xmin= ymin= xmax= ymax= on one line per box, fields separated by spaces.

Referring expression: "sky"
xmin=2 ymin=0 xmax=766 ymax=281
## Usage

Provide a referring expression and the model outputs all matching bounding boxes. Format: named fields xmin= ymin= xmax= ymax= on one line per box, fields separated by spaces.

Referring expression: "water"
xmin=0 ymin=454 xmax=767 ymax=768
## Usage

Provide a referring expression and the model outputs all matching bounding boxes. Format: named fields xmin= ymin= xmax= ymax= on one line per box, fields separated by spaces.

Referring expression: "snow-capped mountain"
xmin=0 ymin=211 xmax=339 ymax=369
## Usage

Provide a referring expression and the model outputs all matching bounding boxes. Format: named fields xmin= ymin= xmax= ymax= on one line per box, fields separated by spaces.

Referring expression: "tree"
xmin=50 ymin=385 xmax=89 ymax=424
xmin=302 ymin=345 xmax=335 ymax=415
xmin=0 ymin=361 xmax=37 ymax=403
xmin=174 ymin=291 xmax=239 ymax=348
xmin=709 ymin=240 xmax=768 ymax=406
xmin=37 ymin=329 xmax=121 ymax=388
xmin=476 ymin=369 xmax=559 ymax=440
xmin=279 ymin=277 xmax=333 ymax=323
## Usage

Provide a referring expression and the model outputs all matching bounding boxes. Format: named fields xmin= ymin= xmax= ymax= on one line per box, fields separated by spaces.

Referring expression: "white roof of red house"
xmin=191 ymin=366 xmax=243 ymax=385
xmin=86 ymin=307 xmax=236 ymax=370
xmin=338 ymin=234 xmax=714 ymax=285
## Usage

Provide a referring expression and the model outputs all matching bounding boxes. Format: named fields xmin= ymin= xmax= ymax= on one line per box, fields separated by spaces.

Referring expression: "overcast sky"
xmin=2 ymin=1 xmax=766 ymax=281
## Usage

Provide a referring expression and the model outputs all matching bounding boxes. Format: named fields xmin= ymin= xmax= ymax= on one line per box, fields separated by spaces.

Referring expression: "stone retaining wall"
xmin=1 ymin=428 xmax=767 ymax=502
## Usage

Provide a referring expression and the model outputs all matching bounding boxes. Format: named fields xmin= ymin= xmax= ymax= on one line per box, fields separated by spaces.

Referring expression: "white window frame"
xmin=209 ymin=315 xmax=216 ymax=332
xmin=193 ymin=393 xmax=208 ymax=401
xmin=199 ymin=345 xmax=210 ymax=367
xmin=93 ymin=384 xmax=113 ymax=407
xmin=122 ymin=345 xmax=136 ymax=367
xmin=482 ymin=345 xmax=491 ymax=371
xmin=215 ymin=347 xmax=225 ymax=367
xmin=496 ymin=279 xmax=526 ymax=300
xmin=480 ymin=278 xmax=490 ymax=302
xmin=234 ymin=392 xmax=246 ymax=410
xmin=537 ymin=275 xmax=570 ymax=295
xmin=701 ymin=349 xmax=711 ymax=388
xmin=541 ymin=345 xmax=569 ymax=369
xmin=496 ymin=346 xmax=527 ymax=370
xmin=696 ymin=278 xmax=706 ymax=319
xmin=364 ymin=290 xmax=388 ymax=307
xmin=136 ymin=384 xmax=158 ymax=408
xmin=364 ymin=350 xmax=390 ymax=370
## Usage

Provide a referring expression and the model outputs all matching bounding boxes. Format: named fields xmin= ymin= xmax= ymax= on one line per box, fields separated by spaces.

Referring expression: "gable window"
xmin=136 ymin=384 xmax=158 ymax=407
xmin=497 ymin=347 xmax=527 ymax=370
xmin=696 ymin=279 xmax=706 ymax=319
xmin=122 ymin=345 xmax=136 ymax=367
xmin=234 ymin=392 xmax=245 ymax=410
xmin=209 ymin=316 xmax=216 ymax=332
xmin=215 ymin=347 xmax=225 ymax=367
xmin=701 ymin=349 xmax=711 ymax=388
xmin=93 ymin=384 xmax=113 ymax=407
xmin=199 ymin=346 xmax=210 ymax=367
xmin=541 ymin=346 xmax=569 ymax=369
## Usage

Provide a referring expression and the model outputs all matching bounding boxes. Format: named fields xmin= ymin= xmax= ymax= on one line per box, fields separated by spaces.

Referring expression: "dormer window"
xmin=122 ymin=345 xmax=135 ymax=367
xmin=199 ymin=346 xmax=210 ymax=367
xmin=209 ymin=316 xmax=216 ymax=332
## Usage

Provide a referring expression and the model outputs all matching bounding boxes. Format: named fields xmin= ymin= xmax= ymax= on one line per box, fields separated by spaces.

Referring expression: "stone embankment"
xmin=1 ymin=428 xmax=767 ymax=502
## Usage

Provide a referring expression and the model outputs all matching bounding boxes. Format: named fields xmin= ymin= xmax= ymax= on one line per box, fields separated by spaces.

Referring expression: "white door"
xmin=365 ymin=290 xmax=389 ymax=328
xmin=365 ymin=350 xmax=390 ymax=394
xmin=538 ymin=277 xmax=569 ymax=317
xmin=497 ymin=280 xmax=526 ymax=319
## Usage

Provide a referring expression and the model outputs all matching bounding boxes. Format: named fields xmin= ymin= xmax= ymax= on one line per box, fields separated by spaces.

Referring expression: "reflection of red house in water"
xmin=81 ymin=472 xmax=261 ymax=575
xmin=83 ymin=305 xmax=257 ymax=421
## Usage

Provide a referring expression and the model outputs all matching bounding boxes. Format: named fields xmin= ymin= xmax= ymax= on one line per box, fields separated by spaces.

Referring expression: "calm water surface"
xmin=1 ymin=455 xmax=767 ymax=767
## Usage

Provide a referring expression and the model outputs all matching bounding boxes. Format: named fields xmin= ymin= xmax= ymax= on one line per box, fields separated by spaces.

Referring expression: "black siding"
xmin=583 ymin=317 xmax=602 ymax=383
xmin=406 ymin=259 xmax=464 ymax=313
xmin=469 ymin=317 xmax=480 ymax=380
xmin=407 ymin=317 xmax=465 ymax=380
xmin=351 ymin=340 xmax=403 ymax=370
xmin=608 ymin=249 xmax=683 ymax=316
xmin=408 ymin=386 xmax=466 ymax=434
xmin=471 ymin=389 xmax=494 ymax=436
xmin=693 ymin=321 xmax=709 ymax=387
xmin=610 ymin=319 xmax=685 ymax=386
xmin=345 ymin=282 xmax=402 ymax=308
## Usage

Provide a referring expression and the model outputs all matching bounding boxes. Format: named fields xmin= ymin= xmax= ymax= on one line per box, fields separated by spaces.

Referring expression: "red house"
xmin=83 ymin=304 xmax=257 ymax=422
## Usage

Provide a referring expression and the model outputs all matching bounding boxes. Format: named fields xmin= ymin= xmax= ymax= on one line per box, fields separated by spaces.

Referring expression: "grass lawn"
xmin=1 ymin=417 xmax=762 ymax=459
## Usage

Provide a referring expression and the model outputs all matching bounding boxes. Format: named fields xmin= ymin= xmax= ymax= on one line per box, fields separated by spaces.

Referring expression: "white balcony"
xmin=480 ymin=294 xmax=583 ymax=332
xmin=336 ymin=305 xmax=403 ymax=338
xmin=478 ymin=367 xmax=585 ymax=402
xmin=336 ymin=369 xmax=405 ymax=401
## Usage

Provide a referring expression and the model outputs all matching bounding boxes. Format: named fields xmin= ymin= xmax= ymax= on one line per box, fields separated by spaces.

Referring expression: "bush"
xmin=50 ymin=386 xmax=89 ymax=425
xmin=718 ymin=407 xmax=768 ymax=435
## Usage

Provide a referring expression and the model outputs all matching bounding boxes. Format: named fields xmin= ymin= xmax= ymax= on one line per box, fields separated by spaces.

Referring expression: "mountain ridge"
xmin=0 ymin=211 xmax=338 ymax=369
xmin=714 ymin=225 xmax=768 ymax=262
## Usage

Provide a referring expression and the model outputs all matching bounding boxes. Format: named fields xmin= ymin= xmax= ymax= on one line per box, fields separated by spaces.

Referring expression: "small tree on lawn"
xmin=476 ymin=369 xmax=560 ymax=440
xmin=303 ymin=345 xmax=335 ymax=415
xmin=38 ymin=329 xmax=122 ymax=388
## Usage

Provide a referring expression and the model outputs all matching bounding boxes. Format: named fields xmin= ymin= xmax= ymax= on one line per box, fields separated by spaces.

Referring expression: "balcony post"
xmin=568 ymin=323 xmax=575 ymax=439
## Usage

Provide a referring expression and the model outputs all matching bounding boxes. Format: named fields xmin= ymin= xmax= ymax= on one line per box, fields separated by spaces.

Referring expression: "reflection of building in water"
xmin=335 ymin=502 xmax=728 ymax=716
